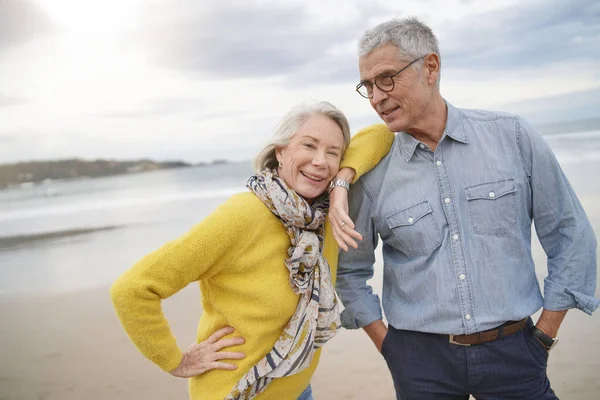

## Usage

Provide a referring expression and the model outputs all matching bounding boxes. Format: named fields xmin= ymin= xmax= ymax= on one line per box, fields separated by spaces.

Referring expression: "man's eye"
xmin=376 ymin=74 xmax=394 ymax=83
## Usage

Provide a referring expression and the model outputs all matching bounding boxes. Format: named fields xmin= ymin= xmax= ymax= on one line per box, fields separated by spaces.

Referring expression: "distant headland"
xmin=0 ymin=158 xmax=229 ymax=190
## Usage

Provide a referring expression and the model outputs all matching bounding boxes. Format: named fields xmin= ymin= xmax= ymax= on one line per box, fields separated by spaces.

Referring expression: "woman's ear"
xmin=275 ymin=147 xmax=283 ymax=164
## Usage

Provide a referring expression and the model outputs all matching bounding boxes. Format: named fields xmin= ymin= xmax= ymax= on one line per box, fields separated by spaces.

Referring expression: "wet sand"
xmin=1 ymin=200 xmax=599 ymax=399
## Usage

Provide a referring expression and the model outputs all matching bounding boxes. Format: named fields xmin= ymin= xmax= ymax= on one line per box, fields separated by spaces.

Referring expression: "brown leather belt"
xmin=448 ymin=318 xmax=528 ymax=346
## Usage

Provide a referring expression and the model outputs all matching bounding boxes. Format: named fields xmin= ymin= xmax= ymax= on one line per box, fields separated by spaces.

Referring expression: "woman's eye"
xmin=303 ymin=143 xmax=315 ymax=149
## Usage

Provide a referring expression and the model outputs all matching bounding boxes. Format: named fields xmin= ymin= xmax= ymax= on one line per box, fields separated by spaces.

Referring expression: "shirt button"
xmin=452 ymin=234 xmax=459 ymax=241
xmin=436 ymin=160 xmax=442 ymax=166
xmin=444 ymin=197 xmax=451 ymax=204
xmin=419 ymin=143 xmax=426 ymax=149
xmin=408 ymin=217 xmax=414 ymax=224
xmin=465 ymin=314 xmax=472 ymax=320
xmin=459 ymin=274 xmax=466 ymax=280
xmin=489 ymin=192 xmax=495 ymax=198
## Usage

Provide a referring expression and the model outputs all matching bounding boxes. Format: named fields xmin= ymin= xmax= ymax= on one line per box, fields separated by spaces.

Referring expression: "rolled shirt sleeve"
xmin=517 ymin=116 xmax=599 ymax=315
xmin=336 ymin=179 xmax=384 ymax=328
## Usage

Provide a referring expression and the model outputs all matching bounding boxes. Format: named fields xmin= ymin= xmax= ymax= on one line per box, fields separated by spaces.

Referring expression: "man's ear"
xmin=424 ymin=53 xmax=440 ymax=86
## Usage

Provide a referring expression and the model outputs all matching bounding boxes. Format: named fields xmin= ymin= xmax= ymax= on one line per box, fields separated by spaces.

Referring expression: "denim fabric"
xmin=381 ymin=319 xmax=558 ymax=399
xmin=297 ymin=384 xmax=314 ymax=400
xmin=337 ymin=101 xmax=598 ymax=335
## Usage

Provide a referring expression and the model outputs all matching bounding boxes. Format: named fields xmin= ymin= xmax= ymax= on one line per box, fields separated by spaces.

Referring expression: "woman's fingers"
xmin=333 ymin=210 xmax=355 ymax=229
xmin=334 ymin=228 xmax=360 ymax=251
xmin=334 ymin=233 xmax=349 ymax=252
xmin=330 ymin=208 xmax=363 ymax=251
xmin=330 ymin=220 xmax=347 ymax=250
xmin=329 ymin=211 xmax=349 ymax=249
xmin=206 ymin=325 xmax=235 ymax=344
xmin=171 ymin=327 xmax=246 ymax=378
xmin=209 ymin=361 xmax=239 ymax=371
xmin=213 ymin=336 xmax=246 ymax=351
xmin=342 ymin=224 xmax=362 ymax=240
xmin=213 ymin=351 xmax=246 ymax=361
xmin=328 ymin=188 xmax=362 ymax=251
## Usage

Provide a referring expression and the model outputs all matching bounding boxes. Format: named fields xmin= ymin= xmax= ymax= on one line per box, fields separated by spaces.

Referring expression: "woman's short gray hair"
xmin=253 ymin=101 xmax=351 ymax=173
xmin=358 ymin=17 xmax=441 ymax=86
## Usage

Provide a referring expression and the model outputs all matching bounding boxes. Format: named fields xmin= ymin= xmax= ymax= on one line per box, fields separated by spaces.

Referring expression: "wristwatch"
xmin=329 ymin=178 xmax=351 ymax=193
xmin=529 ymin=326 xmax=559 ymax=350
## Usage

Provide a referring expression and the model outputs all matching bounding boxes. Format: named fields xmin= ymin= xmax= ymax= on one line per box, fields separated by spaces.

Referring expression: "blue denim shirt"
xmin=337 ymin=102 xmax=599 ymax=335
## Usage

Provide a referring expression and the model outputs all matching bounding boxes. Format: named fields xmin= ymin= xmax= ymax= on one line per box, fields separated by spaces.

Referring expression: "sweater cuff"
xmin=158 ymin=349 xmax=184 ymax=373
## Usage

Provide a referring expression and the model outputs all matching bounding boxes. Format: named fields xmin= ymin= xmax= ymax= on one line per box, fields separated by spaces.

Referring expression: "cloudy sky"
xmin=1 ymin=0 xmax=599 ymax=164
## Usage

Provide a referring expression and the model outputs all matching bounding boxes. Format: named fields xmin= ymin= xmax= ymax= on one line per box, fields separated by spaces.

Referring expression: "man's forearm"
xmin=535 ymin=309 xmax=567 ymax=338
xmin=363 ymin=319 xmax=388 ymax=353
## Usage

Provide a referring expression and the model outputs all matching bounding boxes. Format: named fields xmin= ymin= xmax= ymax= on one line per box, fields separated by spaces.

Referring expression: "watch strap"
xmin=529 ymin=325 xmax=557 ymax=350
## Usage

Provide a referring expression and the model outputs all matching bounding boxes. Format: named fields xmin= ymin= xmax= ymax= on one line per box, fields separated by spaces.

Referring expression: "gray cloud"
xmin=133 ymin=0 xmax=600 ymax=89
xmin=0 ymin=0 xmax=54 ymax=51
xmin=132 ymin=1 xmax=384 ymax=84
xmin=440 ymin=0 xmax=600 ymax=70
xmin=95 ymin=97 xmax=206 ymax=118
xmin=193 ymin=109 xmax=256 ymax=122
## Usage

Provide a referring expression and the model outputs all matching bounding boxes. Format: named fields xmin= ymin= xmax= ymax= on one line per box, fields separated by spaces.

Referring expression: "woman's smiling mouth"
xmin=301 ymin=171 xmax=325 ymax=182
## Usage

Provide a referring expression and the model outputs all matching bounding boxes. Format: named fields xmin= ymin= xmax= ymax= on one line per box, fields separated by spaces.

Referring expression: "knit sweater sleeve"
xmin=340 ymin=124 xmax=394 ymax=183
xmin=110 ymin=194 xmax=252 ymax=372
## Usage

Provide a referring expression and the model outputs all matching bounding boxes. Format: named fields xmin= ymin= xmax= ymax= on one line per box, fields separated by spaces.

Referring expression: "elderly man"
xmin=329 ymin=17 xmax=598 ymax=399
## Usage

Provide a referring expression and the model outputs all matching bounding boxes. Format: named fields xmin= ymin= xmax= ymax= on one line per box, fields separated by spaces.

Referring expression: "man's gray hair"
xmin=359 ymin=17 xmax=441 ymax=86
xmin=253 ymin=101 xmax=351 ymax=173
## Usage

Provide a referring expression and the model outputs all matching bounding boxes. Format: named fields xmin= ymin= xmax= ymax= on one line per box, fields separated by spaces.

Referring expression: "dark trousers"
xmin=381 ymin=319 xmax=558 ymax=399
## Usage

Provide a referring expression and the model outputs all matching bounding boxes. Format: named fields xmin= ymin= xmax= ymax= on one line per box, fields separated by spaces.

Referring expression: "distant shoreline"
xmin=535 ymin=117 xmax=600 ymax=136
xmin=0 ymin=158 xmax=233 ymax=190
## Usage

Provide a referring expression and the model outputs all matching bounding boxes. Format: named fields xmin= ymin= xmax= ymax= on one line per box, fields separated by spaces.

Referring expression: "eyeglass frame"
xmin=355 ymin=56 xmax=426 ymax=99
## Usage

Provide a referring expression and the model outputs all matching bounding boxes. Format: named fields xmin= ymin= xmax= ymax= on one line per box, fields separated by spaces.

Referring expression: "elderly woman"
xmin=110 ymin=101 xmax=393 ymax=400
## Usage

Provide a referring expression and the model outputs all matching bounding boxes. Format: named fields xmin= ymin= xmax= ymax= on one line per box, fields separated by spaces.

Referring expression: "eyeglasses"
xmin=355 ymin=56 xmax=425 ymax=99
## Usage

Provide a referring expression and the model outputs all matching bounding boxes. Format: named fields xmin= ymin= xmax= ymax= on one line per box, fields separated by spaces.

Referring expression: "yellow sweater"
xmin=110 ymin=124 xmax=394 ymax=400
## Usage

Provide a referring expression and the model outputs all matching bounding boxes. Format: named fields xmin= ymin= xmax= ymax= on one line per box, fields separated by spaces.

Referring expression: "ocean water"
xmin=1 ymin=130 xmax=599 ymax=296
xmin=0 ymin=162 xmax=254 ymax=296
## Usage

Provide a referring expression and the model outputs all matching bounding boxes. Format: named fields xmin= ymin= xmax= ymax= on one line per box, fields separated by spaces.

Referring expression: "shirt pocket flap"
xmin=465 ymin=178 xmax=516 ymax=201
xmin=387 ymin=201 xmax=433 ymax=228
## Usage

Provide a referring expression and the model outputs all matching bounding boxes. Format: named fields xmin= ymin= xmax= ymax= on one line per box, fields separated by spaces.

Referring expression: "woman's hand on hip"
xmin=169 ymin=326 xmax=246 ymax=378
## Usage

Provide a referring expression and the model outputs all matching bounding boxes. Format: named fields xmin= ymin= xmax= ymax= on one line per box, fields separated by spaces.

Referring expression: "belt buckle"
xmin=449 ymin=335 xmax=471 ymax=346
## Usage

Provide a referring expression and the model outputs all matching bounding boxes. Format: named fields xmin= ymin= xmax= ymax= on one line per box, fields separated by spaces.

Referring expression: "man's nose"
xmin=371 ymin=86 xmax=389 ymax=105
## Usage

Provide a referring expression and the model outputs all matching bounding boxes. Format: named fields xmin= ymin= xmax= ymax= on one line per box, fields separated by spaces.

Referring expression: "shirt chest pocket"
xmin=386 ymin=201 xmax=443 ymax=257
xmin=465 ymin=178 xmax=517 ymax=236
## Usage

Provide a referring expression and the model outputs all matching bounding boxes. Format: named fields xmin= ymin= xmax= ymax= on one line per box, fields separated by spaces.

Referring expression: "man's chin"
xmin=379 ymin=114 xmax=403 ymax=133
xmin=383 ymin=120 xmax=404 ymax=133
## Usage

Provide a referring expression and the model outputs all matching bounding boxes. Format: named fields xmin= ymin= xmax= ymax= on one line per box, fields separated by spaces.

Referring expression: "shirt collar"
xmin=397 ymin=100 xmax=469 ymax=162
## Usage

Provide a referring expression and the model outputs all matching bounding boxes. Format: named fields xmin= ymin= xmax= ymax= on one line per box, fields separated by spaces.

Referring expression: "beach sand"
xmin=1 ymin=200 xmax=599 ymax=400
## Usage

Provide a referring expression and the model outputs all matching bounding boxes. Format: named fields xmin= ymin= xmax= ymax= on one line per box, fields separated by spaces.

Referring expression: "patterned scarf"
xmin=225 ymin=169 xmax=341 ymax=399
